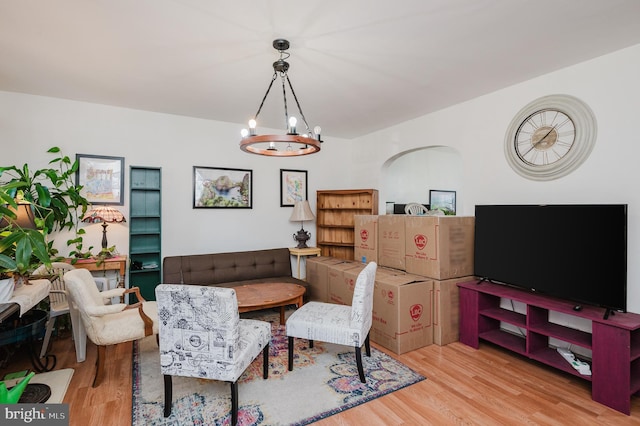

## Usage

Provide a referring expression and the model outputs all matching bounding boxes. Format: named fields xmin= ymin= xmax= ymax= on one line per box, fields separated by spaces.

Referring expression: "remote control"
xmin=557 ymin=347 xmax=591 ymax=376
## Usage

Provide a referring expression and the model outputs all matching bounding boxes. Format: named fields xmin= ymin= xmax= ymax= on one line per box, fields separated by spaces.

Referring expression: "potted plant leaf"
xmin=0 ymin=147 xmax=90 ymax=292
xmin=0 ymin=194 xmax=52 ymax=297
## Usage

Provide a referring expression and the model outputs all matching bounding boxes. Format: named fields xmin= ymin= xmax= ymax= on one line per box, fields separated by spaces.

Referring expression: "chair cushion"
xmin=286 ymin=302 xmax=366 ymax=347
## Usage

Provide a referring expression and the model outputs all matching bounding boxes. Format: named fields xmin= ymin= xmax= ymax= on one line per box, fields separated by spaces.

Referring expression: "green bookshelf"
xmin=129 ymin=166 xmax=161 ymax=301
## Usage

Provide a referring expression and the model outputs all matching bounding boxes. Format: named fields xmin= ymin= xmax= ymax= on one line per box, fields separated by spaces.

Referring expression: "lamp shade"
xmin=289 ymin=200 xmax=315 ymax=222
xmin=0 ymin=202 xmax=37 ymax=229
xmin=82 ymin=206 xmax=126 ymax=224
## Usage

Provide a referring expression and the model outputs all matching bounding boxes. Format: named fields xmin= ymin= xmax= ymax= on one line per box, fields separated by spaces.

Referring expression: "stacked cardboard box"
xmin=305 ymin=256 xmax=347 ymax=302
xmin=378 ymin=215 xmax=406 ymax=270
xmin=354 ymin=215 xmax=378 ymax=264
xmin=403 ymin=215 xmax=475 ymax=345
xmin=404 ymin=216 xmax=475 ymax=279
xmin=371 ymin=271 xmax=433 ymax=354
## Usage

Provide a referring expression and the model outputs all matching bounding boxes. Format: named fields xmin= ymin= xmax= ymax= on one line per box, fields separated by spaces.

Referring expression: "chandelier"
xmin=240 ymin=39 xmax=322 ymax=156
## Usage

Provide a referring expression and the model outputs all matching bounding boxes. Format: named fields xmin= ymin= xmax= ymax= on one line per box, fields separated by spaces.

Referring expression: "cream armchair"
xmin=32 ymin=262 xmax=110 ymax=363
xmin=63 ymin=268 xmax=158 ymax=387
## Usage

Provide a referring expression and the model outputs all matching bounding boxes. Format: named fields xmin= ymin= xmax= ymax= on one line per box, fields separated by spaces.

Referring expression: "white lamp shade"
xmin=289 ymin=200 xmax=315 ymax=222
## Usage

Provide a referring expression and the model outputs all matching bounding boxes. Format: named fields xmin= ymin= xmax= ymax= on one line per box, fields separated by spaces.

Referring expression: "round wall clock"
xmin=504 ymin=94 xmax=597 ymax=181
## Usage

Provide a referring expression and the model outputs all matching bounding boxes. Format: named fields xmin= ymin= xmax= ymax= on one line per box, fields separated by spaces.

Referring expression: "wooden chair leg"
xmin=263 ymin=343 xmax=269 ymax=379
xmin=355 ymin=346 xmax=366 ymax=383
xmin=92 ymin=345 xmax=106 ymax=387
xmin=230 ymin=381 xmax=239 ymax=426
xmin=163 ymin=375 xmax=172 ymax=417
xmin=365 ymin=332 xmax=371 ymax=357
xmin=309 ymin=339 xmax=314 ymax=348
xmin=288 ymin=336 xmax=294 ymax=371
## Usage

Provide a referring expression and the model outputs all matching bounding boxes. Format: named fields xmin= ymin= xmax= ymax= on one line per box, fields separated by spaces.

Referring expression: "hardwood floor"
xmin=2 ymin=329 xmax=640 ymax=425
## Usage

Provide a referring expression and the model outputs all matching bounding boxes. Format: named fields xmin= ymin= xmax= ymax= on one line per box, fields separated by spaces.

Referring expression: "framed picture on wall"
xmin=193 ymin=166 xmax=252 ymax=208
xmin=429 ymin=189 xmax=456 ymax=215
xmin=280 ymin=169 xmax=308 ymax=207
xmin=75 ymin=154 xmax=125 ymax=205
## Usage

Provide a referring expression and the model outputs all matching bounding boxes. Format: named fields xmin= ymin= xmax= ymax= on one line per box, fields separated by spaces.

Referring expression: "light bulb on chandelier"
xmin=239 ymin=39 xmax=322 ymax=157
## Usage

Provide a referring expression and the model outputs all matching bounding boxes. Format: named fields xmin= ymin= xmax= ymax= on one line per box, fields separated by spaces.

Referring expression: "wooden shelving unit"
xmin=316 ymin=189 xmax=378 ymax=260
xmin=458 ymin=280 xmax=640 ymax=415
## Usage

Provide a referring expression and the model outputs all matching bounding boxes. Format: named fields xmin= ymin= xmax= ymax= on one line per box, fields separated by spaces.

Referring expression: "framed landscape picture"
xmin=429 ymin=189 xmax=456 ymax=215
xmin=280 ymin=169 xmax=307 ymax=207
xmin=193 ymin=166 xmax=252 ymax=208
xmin=76 ymin=154 xmax=124 ymax=205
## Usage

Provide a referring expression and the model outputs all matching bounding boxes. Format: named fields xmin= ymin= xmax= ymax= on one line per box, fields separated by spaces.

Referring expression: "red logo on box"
xmin=414 ymin=234 xmax=427 ymax=250
xmin=409 ymin=304 xmax=423 ymax=321
xmin=360 ymin=229 xmax=369 ymax=242
xmin=387 ymin=290 xmax=394 ymax=302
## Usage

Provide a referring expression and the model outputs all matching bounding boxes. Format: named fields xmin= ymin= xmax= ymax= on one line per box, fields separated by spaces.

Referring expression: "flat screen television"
xmin=474 ymin=204 xmax=628 ymax=315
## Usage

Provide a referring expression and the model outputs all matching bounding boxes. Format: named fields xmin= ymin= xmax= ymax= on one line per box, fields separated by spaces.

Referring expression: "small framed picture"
xmin=429 ymin=190 xmax=456 ymax=215
xmin=193 ymin=166 xmax=252 ymax=208
xmin=76 ymin=154 xmax=125 ymax=205
xmin=280 ymin=169 xmax=308 ymax=207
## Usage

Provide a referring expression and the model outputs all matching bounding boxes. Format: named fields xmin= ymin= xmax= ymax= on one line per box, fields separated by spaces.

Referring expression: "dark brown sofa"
xmin=162 ymin=247 xmax=311 ymax=298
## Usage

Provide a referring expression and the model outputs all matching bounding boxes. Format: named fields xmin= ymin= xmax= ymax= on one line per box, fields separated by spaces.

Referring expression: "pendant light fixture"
xmin=240 ymin=39 xmax=322 ymax=156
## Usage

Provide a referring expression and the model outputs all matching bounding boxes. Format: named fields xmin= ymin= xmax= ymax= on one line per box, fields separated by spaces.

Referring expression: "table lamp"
xmin=82 ymin=206 xmax=126 ymax=250
xmin=290 ymin=200 xmax=315 ymax=248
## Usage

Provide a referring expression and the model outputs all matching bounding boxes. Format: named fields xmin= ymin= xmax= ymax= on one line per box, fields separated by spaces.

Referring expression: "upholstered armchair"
xmin=155 ymin=284 xmax=271 ymax=426
xmin=32 ymin=262 xmax=109 ymax=362
xmin=63 ymin=268 xmax=158 ymax=387
xmin=286 ymin=261 xmax=377 ymax=383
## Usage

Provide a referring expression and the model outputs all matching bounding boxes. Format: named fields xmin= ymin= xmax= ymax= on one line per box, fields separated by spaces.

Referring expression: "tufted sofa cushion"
xmin=162 ymin=248 xmax=311 ymax=297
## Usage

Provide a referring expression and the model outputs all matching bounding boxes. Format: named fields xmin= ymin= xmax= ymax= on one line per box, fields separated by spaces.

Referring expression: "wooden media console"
xmin=458 ymin=280 xmax=640 ymax=415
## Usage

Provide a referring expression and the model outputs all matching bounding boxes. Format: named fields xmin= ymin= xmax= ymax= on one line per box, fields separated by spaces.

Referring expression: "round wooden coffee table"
xmin=235 ymin=283 xmax=306 ymax=324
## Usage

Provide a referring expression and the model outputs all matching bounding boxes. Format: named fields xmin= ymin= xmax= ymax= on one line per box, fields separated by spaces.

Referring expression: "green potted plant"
xmin=0 ymin=147 xmax=90 ymax=289
xmin=0 ymin=194 xmax=51 ymax=296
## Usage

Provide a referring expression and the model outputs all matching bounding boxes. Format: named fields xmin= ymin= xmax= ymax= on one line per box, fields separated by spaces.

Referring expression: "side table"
xmin=67 ymin=255 xmax=127 ymax=290
xmin=288 ymin=247 xmax=321 ymax=279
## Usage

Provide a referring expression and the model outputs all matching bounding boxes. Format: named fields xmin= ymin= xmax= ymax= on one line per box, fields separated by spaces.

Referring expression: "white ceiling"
xmin=2 ymin=0 xmax=640 ymax=139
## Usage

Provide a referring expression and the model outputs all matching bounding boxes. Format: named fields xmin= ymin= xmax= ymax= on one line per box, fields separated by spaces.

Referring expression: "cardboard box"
xmin=371 ymin=272 xmax=433 ymax=354
xmin=378 ymin=215 xmax=406 ymax=271
xmin=433 ymin=275 xmax=474 ymax=346
xmin=354 ymin=215 xmax=378 ymax=264
xmin=327 ymin=261 xmax=362 ymax=305
xmin=405 ymin=216 xmax=475 ymax=280
xmin=339 ymin=264 xmax=398 ymax=305
xmin=305 ymin=256 xmax=345 ymax=302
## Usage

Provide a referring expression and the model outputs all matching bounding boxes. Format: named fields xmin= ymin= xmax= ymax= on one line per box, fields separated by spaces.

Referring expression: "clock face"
xmin=515 ymin=109 xmax=576 ymax=166
xmin=504 ymin=95 xmax=597 ymax=181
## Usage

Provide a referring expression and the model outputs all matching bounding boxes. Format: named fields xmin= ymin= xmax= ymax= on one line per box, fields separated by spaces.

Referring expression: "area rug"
xmin=132 ymin=312 xmax=425 ymax=425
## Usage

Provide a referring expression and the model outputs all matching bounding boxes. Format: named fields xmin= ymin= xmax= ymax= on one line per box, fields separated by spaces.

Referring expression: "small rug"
xmin=132 ymin=312 xmax=425 ymax=425
xmin=4 ymin=368 xmax=74 ymax=403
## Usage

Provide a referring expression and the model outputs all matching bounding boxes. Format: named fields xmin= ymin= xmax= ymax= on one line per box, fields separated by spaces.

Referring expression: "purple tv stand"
xmin=458 ymin=280 xmax=640 ymax=415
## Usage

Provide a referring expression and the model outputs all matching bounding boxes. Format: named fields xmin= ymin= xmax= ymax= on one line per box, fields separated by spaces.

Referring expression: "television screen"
xmin=474 ymin=204 xmax=627 ymax=312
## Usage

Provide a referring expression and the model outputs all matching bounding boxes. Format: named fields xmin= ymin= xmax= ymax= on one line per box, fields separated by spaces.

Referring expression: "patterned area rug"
xmin=132 ymin=311 xmax=425 ymax=425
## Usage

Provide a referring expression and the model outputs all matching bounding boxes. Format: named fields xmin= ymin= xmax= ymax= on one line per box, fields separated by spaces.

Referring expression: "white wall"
xmin=351 ymin=43 xmax=640 ymax=313
xmin=0 ymin=91 xmax=352 ymax=258
xmin=2 ymin=43 xmax=639 ymax=312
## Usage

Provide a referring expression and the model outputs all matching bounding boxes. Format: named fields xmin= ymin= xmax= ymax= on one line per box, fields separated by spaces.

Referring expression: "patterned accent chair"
xmin=286 ymin=261 xmax=377 ymax=383
xmin=155 ymin=284 xmax=271 ymax=426
xmin=64 ymin=268 xmax=158 ymax=387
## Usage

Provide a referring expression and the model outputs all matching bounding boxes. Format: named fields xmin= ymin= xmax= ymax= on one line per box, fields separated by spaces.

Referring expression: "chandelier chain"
xmin=286 ymin=74 xmax=311 ymax=135
xmin=281 ymin=73 xmax=289 ymax=128
xmin=254 ymin=72 xmax=278 ymax=121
